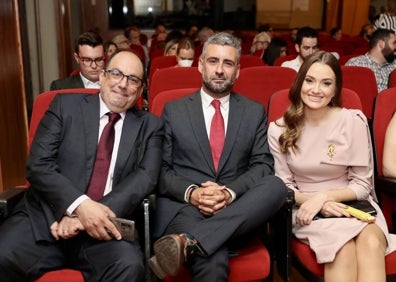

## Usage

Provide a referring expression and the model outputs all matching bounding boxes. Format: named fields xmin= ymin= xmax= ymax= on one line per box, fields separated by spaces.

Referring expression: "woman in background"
xmin=262 ymin=37 xmax=287 ymax=65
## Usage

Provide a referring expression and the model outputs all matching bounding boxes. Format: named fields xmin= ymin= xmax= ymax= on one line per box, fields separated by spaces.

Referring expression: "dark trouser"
xmin=0 ymin=211 xmax=144 ymax=282
xmin=165 ymin=175 xmax=287 ymax=282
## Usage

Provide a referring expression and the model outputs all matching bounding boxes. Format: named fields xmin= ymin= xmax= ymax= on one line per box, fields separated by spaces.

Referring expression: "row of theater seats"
xmin=2 ymin=75 xmax=396 ymax=281
xmin=148 ymin=65 xmax=383 ymax=120
xmin=150 ymin=85 xmax=396 ymax=281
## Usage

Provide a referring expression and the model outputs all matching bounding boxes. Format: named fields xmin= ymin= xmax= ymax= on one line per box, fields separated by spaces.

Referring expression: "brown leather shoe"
xmin=148 ymin=234 xmax=198 ymax=278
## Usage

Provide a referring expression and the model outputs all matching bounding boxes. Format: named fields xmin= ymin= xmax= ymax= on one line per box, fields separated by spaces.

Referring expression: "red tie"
xmin=210 ymin=100 xmax=225 ymax=171
xmin=86 ymin=112 xmax=121 ymax=200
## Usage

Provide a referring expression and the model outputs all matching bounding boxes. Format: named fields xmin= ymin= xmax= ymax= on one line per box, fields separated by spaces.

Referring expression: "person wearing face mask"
xmin=346 ymin=28 xmax=396 ymax=93
xmin=175 ymin=38 xmax=195 ymax=67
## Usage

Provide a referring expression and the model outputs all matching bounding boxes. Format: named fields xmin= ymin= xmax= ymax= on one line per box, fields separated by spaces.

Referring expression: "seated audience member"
xmin=268 ymin=51 xmax=396 ymax=282
xmin=125 ymin=25 xmax=149 ymax=66
xmin=195 ymin=26 xmax=215 ymax=57
xmin=186 ymin=24 xmax=200 ymax=46
xmin=104 ymin=40 xmax=118 ymax=59
xmin=111 ymin=34 xmax=131 ymax=50
xmin=175 ymin=38 xmax=195 ymax=67
xmin=290 ymin=27 xmax=298 ymax=43
xmin=150 ymin=23 xmax=168 ymax=54
xmin=250 ymin=31 xmax=271 ymax=57
xmin=148 ymin=32 xmax=287 ymax=280
xmin=281 ymin=26 xmax=319 ymax=72
xmin=330 ymin=26 xmax=343 ymax=41
xmin=262 ymin=37 xmax=287 ymax=65
xmin=0 ymin=50 xmax=164 ymax=281
xmin=164 ymin=39 xmax=179 ymax=56
xmin=360 ymin=23 xmax=375 ymax=42
xmin=346 ymin=28 xmax=396 ymax=93
xmin=257 ymin=23 xmax=274 ymax=38
xmin=50 ymin=31 xmax=104 ymax=90
xmin=383 ymin=113 xmax=396 ymax=178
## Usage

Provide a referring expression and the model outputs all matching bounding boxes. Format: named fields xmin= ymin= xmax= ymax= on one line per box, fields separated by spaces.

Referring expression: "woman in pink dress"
xmin=268 ymin=51 xmax=396 ymax=281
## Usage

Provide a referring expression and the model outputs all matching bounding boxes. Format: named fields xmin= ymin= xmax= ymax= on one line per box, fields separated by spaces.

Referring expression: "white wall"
xmin=25 ymin=0 xmax=59 ymax=98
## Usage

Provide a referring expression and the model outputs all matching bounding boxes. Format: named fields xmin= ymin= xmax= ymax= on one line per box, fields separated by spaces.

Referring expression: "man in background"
xmin=281 ymin=26 xmax=319 ymax=72
xmin=50 ymin=31 xmax=104 ymax=90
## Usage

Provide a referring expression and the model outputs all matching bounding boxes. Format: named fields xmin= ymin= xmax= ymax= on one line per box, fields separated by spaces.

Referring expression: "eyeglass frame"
xmin=77 ymin=55 xmax=105 ymax=67
xmin=104 ymin=68 xmax=144 ymax=87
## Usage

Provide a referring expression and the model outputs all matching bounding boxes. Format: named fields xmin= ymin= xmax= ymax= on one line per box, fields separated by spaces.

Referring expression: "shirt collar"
xmin=80 ymin=73 xmax=101 ymax=89
xmin=99 ymin=94 xmax=126 ymax=120
xmin=200 ymin=88 xmax=230 ymax=110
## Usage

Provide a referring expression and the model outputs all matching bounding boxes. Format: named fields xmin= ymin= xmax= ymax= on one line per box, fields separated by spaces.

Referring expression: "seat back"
xmin=149 ymin=88 xmax=198 ymax=117
xmin=232 ymin=66 xmax=297 ymax=111
xmin=389 ymin=69 xmax=396 ymax=88
xmin=148 ymin=67 xmax=201 ymax=109
xmin=29 ymin=89 xmax=99 ymax=149
xmin=239 ymin=55 xmax=264 ymax=68
xmin=273 ymin=54 xmax=296 ymax=66
xmin=341 ymin=66 xmax=378 ymax=119
xmin=148 ymin=55 xmax=177 ymax=83
xmin=372 ymin=88 xmax=396 ymax=177
xmin=268 ymin=88 xmax=363 ymax=123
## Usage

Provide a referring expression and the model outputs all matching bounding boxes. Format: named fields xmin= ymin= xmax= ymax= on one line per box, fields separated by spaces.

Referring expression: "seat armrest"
xmin=0 ymin=187 xmax=25 ymax=219
xmin=375 ymin=176 xmax=396 ymax=196
xmin=272 ymin=188 xmax=295 ymax=282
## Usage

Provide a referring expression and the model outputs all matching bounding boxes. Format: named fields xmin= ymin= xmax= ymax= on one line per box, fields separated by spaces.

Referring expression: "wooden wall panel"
xmin=0 ymin=0 xmax=29 ymax=191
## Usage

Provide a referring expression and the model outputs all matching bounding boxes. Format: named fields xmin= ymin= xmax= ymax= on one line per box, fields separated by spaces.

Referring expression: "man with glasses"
xmin=50 ymin=31 xmax=105 ymax=90
xmin=0 ymin=50 xmax=163 ymax=281
xmin=281 ymin=26 xmax=319 ymax=72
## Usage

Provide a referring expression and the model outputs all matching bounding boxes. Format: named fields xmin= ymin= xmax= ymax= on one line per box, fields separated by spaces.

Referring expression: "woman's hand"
xmin=296 ymin=193 xmax=328 ymax=225
xmin=320 ymin=201 xmax=350 ymax=218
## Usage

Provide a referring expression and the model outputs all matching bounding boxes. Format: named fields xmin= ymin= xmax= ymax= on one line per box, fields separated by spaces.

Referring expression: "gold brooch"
xmin=327 ymin=144 xmax=336 ymax=160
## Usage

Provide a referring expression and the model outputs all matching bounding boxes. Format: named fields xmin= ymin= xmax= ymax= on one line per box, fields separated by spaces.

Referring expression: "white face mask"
xmin=178 ymin=59 xmax=193 ymax=67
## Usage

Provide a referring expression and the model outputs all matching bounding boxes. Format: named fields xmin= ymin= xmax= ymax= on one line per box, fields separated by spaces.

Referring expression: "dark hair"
xmin=296 ymin=26 xmax=318 ymax=45
xmin=369 ymin=28 xmax=395 ymax=49
xmin=330 ymin=27 xmax=341 ymax=37
xmin=278 ymin=51 xmax=342 ymax=152
xmin=262 ymin=37 xmax=287 ymax=66
xmin=124 ymin=26 xmax=140 ymax=40
xmin=103 ymin=41 xmax=117 ymax=54
xmin=74 ymin=31 xmax=104 ymax=54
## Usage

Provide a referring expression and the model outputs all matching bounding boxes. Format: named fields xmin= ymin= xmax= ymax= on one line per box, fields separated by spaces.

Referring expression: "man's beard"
xmin=382 ymin=46 xmax=395 ymax=63
xmin=202 ymin=76 xmax=235 ymax=94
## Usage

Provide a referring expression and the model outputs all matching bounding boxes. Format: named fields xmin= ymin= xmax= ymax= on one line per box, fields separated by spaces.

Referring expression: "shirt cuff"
xmin=224 ymin=187 xmax=236 ymax=203
xmin=66 ymin=195 xmax=90 ymax=217
xmin=184 ymin=184 xmax=199 ymax=203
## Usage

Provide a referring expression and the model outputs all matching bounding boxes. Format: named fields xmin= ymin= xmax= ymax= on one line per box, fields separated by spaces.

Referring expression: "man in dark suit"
xmin=50 ymin=31 xmax=105 ymax=90
xmin=148 ymin=32 xmax=287 ymax=280
xmin=0 ymin=50 xmax=163 ymax=281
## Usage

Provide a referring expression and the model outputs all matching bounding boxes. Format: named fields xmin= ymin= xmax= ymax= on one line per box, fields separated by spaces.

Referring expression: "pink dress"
xmin=268 ymin=108 xmax=396 ymax=263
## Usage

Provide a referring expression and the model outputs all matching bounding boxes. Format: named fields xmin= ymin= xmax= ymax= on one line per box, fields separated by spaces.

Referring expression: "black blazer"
xmin=154 ymin=91 xmax=274 ymax=237
xmin=25 ymin=93 xmax=164 ymax=241
xmin=50 ymin=74 xmax=85 ymax=90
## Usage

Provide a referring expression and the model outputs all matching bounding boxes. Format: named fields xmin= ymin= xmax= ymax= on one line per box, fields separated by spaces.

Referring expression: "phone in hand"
xmin=108 ymin=217 xmax=135 ymax=242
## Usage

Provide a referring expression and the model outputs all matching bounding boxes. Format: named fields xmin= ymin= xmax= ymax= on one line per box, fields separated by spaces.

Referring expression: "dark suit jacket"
xmin=50 ymin=74 xmax=85 ymax=90
xmin=154 ymin=91 xmax=274 ymax=236
xmin=25 ymin=93 xmax=163 ymax=242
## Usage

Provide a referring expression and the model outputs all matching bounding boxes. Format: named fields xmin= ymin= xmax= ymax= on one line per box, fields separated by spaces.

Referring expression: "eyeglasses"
xmin=78 ymin=56 xmax=105 ymax=67
xmin=104 ymin=69 xmax=143 ymax=87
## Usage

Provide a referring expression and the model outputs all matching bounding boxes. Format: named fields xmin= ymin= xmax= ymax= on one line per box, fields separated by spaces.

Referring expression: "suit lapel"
xmin=186 ymin=93 xmax=215 ymax=172
xmin=113 ymin=108 xmax=142 ymax=184
xmin=217 ymin=94 xmax=244 ymax=172
xmin=82 ymin=94 xmax=101 ymax=184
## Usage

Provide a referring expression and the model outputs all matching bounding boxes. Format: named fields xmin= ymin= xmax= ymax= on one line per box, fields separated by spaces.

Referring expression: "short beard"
xmin=202 ymin=78 xmax=234 ymax=94
xmin=384 ymin=52 xmax=395 ymax=63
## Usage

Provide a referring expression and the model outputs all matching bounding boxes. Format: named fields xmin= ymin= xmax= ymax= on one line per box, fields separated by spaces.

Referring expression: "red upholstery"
xmin=148 ymin=67 xmax=202 ymax=108
xmin=341 ymin=66 xmax=378 ymax=119
xmin=148 ymin=55 xmax=177 ymax=83
xmin=130 ymin=44 xmax=146 ymax=64
xmin=163 ymin=238 xmax=271 ymax=282
xmin=372 ymin=88 xmax=396 ymax=231
xmin=267 ymin=88 xmax=363 ymax=123
xmin=35 ymin=269 xmax=84 ymax=282
xmin=239 ymin=55 xmax=264 ymax=68
xmin=233 ymin=66 xmax=297 ymax=111
xmin=149 ymin=88 xmax=199 ymax=116
xmin=273 ymin=54 xmax=296 ymax=66
xmin=389 ymin=69 xmax=396 ymax=88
